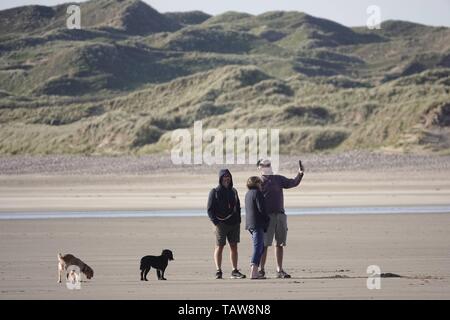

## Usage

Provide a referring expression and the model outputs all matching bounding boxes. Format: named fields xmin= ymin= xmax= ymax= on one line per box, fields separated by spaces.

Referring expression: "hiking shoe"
xmin=258 ymin=269 xmax=266 ymax=278
xmin=277 ymin=270 xmax=291 ymax=279
xmin=231 ymin=269 xmax=246 ymax=279
xmin=215 ymin=270 xmax=223 ymax=279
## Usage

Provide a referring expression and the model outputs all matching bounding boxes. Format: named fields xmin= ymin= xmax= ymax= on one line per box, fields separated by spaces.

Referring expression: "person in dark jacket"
xmin=207 ymin=169 xmax=246 ymax=279
xmin=257 ymin=159 xmax=305 ymax=279
xmin=245 ymin=176 xmax=270 ymax=279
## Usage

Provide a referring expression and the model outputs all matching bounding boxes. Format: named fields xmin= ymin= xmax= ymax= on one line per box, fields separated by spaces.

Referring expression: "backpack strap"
xmin=232 ymin=188 xmax=238 ymax=206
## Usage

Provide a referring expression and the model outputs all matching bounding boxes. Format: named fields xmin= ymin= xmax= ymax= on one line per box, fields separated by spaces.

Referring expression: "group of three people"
xmin=207 ymin=159 xmax=305 ymax=279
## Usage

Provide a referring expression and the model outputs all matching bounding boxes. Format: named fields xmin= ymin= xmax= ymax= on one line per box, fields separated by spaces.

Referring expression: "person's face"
xmin=222 ymin=175 xmax=231 ymax=188
xmin=256 ymin=181 xmax=262 ymax=191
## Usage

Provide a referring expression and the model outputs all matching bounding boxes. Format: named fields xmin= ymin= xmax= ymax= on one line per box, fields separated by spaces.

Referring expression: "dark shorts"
xmin=214 ymin=222 xmax=240 ymax=246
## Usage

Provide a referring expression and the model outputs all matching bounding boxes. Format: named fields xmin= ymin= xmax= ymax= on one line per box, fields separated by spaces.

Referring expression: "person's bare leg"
xmin=275 ymin=245 xmax=283 ymax=272
xmin=214 ymin=245 xmax=224 ymax=270
xmin=229 ymin=243 xmax=238 ymax=270
xmin=259 ymin=246 xmax=268 ymax=272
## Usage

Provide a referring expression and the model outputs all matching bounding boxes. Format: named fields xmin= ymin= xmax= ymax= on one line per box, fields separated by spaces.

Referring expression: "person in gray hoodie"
xmin=245 ymin=176 xmax=270 ymax=279
xmin=257 ymin=159 xmax=304 ymax=278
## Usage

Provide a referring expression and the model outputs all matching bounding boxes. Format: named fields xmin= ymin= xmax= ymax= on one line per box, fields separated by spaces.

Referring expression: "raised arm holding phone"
xmin=257 ymin=158 xmax=305 ymax=278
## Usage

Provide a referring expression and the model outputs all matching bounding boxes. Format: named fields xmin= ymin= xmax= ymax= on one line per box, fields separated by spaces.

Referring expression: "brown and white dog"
xmin=57 ymin=253 xmax=94 ymax=283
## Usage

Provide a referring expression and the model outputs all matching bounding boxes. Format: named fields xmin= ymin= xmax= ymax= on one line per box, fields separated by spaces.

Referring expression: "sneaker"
xmin=251 ymin=274 xmax=266 ymax=280
xmin=250 ymin=265 xmax=265 ymax=280
xmin=276 ymin=270 xmax=291 ymax=279
xmin=258 ymin=269 xmax=266 ymax=278
xmin=231 ymin=269 xmax=246 ymax=279
xmin=215 ymin=270 xmax=223 ymax=279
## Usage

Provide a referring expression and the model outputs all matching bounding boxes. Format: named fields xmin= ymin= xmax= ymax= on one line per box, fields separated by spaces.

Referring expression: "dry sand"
xmin=1 ymin=169 xmax=450 ymax=212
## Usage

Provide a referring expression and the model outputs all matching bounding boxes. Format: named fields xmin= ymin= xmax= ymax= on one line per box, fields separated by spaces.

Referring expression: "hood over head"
xmin=218 ymin=169 xmax=233 ymax=188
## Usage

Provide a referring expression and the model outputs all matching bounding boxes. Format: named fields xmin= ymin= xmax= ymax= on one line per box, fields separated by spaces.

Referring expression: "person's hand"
xmin=298 ymin=160 xmax=305 ymax=174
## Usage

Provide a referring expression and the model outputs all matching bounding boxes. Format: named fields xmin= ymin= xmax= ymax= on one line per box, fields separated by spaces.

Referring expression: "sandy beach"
xmin=1 ymin=0 xmax=449 ymax=302
xmin=0 ymin=214 xmax=449 ymax=299
xmin=0 ymin=153 xmax=450 ymax=299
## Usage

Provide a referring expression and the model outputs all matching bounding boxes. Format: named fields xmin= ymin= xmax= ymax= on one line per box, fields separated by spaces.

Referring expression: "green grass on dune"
xmin=0 ymin=0 xmax=449 ymax=155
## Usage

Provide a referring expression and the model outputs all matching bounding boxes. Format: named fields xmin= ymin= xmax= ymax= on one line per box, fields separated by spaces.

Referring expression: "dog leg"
xmin=157 ymin=269 xmax=162 ymax=280
xmin=161 ymin=269 xmax=167 ymax=280
xmin=140 ymin=269 xmax=144 ymax=281
xmin=144 ymin=268 xmax=150 ymax=281
xmin=57 ymin=263 xmax=62 ymax=283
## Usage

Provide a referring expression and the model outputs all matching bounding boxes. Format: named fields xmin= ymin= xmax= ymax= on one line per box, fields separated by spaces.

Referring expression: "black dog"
xmin=140 ymin=249 xmax=174 ymax=281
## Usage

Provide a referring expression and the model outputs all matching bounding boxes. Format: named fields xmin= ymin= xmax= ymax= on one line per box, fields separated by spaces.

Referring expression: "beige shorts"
xmin=264 ymin=213 xmax=288 ymax=247
xmin=214 ymin=222 xmax=240 ymax=246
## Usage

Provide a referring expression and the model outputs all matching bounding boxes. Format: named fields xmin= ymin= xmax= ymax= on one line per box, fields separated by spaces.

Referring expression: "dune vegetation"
xmin=0 ymin=0 xmax=449 ymax=155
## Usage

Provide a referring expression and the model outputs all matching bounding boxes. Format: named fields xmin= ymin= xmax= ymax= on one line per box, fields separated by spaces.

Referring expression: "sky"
xmin=1 ymin=0 xmax=449 ymax=27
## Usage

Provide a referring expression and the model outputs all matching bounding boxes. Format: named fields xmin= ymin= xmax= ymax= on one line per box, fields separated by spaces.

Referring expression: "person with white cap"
xmin=257 ymin=158 xmax=305 ymax=278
